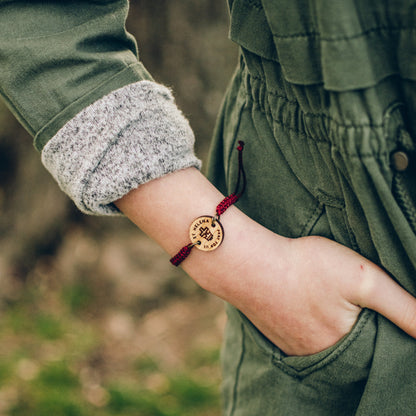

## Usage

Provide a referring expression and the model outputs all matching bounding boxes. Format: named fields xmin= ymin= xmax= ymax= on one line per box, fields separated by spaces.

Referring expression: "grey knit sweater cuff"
xmin=41 ymin=81 xmax=201 ymax=215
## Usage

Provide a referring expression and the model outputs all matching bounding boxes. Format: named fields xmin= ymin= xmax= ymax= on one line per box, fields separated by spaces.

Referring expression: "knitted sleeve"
xmin=41 ymin=80 xmax=201 ymax=215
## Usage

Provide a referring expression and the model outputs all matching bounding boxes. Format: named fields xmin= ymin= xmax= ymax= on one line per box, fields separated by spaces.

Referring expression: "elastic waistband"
xmin=239 ymin=55 xmax=407 ymax=159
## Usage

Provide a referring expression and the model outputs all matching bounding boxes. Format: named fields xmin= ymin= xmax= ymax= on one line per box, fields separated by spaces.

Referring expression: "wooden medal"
xmin=169 ymin=141 xmax=245 ymax=266
xmin=189 ymin=216 xmax=224 ymax=251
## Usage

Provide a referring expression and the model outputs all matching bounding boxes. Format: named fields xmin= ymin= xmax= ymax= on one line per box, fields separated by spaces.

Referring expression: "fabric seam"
xmin=271 ymin=25 xmax=416 ymax=41
xmin=34 ymin=62 xmax=147 ymax=151
xmin=299 ymin=202 xmax=324 ymax=237
xmin=2 ymin=6 xmax=128 ymax=41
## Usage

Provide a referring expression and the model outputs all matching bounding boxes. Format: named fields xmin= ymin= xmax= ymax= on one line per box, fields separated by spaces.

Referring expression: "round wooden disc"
xmin=189 ymin=216 xmax=224 ymax=252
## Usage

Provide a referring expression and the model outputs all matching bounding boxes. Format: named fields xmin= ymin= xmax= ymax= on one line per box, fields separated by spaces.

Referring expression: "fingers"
xmin=354 ymin=265 xmax=416 ymax=339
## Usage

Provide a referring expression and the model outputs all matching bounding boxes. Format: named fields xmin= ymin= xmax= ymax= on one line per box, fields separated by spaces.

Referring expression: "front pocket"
xmin=237 ymin=307 xmax=375 ymax=379
xmin=275 ymin=309 xmax=375 ymax=377
xmin=222 ymin=305 xmax=377 ymax=416
xmin=225 ymin=102 xmax=331 ymax=238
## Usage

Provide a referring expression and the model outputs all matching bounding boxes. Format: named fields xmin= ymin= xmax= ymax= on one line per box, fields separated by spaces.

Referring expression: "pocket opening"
xmin=236 ymin=307 xmax=375 ymax=379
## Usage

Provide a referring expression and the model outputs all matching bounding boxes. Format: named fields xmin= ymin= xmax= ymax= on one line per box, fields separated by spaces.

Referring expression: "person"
xmin=1 ymin=0 xmax=416 ymax=414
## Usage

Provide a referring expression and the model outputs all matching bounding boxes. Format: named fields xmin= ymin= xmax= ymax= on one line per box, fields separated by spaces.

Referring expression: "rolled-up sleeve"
xmin=0 ymin=0 xmax=201 ymax=215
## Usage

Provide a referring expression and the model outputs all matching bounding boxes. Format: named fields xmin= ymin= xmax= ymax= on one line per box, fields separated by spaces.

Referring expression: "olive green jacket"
xmin=0 ymin=0 xmax=152 ymax=151
xmin=1 ymin=1 xmax=416 ymax=415
xmin=0 ymin=0 xmax=201 ymax=215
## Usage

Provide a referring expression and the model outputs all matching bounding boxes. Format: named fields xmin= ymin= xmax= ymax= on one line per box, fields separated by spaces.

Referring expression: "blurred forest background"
xmin=0 ymin=1 xmax=238 ymax=415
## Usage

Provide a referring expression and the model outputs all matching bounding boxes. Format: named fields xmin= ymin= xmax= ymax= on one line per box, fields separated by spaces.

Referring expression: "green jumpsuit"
xmin=1 ymin=0 xmax=415 ymax=414
xmin=209 ymin=1 xmax=416 ymax=414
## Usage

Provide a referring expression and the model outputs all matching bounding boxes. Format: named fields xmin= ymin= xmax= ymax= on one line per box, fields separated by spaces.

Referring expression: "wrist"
xmin=115 ymin=166 xmax=290 ymax=306
xmin=182 ymin=208 xmax=291 ymax=305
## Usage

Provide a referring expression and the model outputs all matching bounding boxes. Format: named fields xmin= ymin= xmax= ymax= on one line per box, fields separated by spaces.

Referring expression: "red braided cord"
xmin=170 ymin=141 xmax=246 ymax=267
xmin=170 ymin=244 xmax=194 ymax=266
xmin=216 ymin=142 xmax=246 ymax=217
xmin=216 ymin=193 xmax=238 ymax=217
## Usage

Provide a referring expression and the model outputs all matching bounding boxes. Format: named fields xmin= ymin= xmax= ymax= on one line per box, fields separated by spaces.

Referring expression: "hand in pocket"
xmin=225 ymin=233 xmax=416 ymax=356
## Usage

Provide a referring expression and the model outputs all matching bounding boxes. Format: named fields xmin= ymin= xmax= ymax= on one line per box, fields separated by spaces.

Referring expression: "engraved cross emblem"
xmin=199 ymin=226 xmax=213 ymax=241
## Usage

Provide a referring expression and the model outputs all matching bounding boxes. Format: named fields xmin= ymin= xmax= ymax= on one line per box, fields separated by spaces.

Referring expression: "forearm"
xmin=114 ymin=167 xmax=289 ymax=300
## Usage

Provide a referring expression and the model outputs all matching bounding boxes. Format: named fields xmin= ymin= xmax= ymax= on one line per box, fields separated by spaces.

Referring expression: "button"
xmin=391 ymin=150 xmax=409 ymax=172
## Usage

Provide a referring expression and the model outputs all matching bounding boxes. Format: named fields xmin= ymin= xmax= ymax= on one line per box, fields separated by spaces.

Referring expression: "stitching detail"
xmin=272 ymin=25 xmax=416 ymax=41
xmin=35 ymin=62 xmax=145 ymax=151
xmin=299 ymin=202 xmax=324 ymax=237
xmin=316 ymin=189 xmax=345 ymax=209
xmin=315 ymin=191 xmax=360 ymax=252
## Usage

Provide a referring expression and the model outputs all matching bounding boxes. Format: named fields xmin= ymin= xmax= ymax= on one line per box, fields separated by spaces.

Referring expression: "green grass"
xmin=107 ymin=375 xmax=219 ymax=416
xmin=0 ymin=284 xmax=222 ymax=416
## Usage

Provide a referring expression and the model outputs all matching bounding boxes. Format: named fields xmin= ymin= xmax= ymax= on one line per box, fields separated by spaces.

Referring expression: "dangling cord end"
xmin=170 ymin=243 xmax=194 ymax=266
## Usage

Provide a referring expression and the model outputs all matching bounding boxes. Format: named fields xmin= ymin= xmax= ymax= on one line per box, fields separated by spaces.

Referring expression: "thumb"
xmin=354 ymin=266 xmax=416 ymax=339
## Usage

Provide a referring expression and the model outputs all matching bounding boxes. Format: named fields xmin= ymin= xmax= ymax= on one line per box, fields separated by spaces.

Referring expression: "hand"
xmin=115 ymin=168 xmax=416 ymax=357
xmin=220 ymin=232 xmax=416 ymax=356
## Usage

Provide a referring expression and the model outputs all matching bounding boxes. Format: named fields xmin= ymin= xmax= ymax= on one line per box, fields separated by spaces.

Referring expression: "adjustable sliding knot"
xmin=169 ymin=141 xmax=247 ymax=266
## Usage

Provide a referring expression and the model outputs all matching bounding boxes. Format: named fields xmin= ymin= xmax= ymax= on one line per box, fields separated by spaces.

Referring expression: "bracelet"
xmin=170 ymin=141 xmax=246 ymax=266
